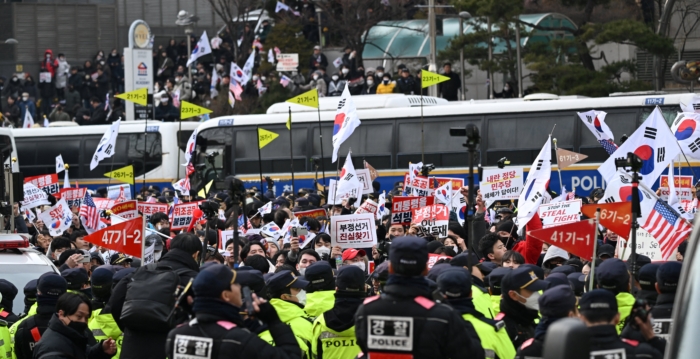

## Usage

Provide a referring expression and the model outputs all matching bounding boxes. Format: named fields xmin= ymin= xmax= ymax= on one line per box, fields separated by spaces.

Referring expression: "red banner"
xmin=83 ymin=217 xmax=144 ymax=258
xmin=293 ymin=208 xmax=327 ymax=219
xmin=528 ymin=219 xmax=597 ymax=261
xmin=427 ymin=253 xmax=452 ymax=269
xmin=25 ymin=174 xmax=60 ymax=195
xmin=60 ymin=188 xmax=86 ymax=208
xmin=581 ymin=202 xmax=632 ymax=240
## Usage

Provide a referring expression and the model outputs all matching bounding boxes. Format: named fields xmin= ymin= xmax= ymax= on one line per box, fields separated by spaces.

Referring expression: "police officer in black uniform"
xmin=0 ymin=279 xmax=19 ymax=325
xmin=580 ymin=289 xmax=662 ymax=359
xmin=499 ymin=266 xmax=548 ymax=348
xmin=635 ymin=263 xmax=660 ymax=306
xmin=516 ymin=285 xmax=578 ymax=359
xmin=354 ymin=236 xmax=481 ymax=359
xmin=165 ymin=264 xmax=301 ymax=359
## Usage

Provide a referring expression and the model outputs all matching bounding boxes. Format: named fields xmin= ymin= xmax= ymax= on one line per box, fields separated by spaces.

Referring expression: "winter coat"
xmin=55 ymin=59 xmax=70 ymax=89
xmin=32 ymin=314 xmax=111 ymax=359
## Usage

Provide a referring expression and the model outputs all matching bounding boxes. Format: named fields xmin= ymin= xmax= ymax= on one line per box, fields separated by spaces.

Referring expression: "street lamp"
xmin=315 ymin=6 xmax=323 ymax=50
xmin=457 ymin=11 xmax=472 ymax=101
xmin=176 ymin=10 xmax=199 ymax=82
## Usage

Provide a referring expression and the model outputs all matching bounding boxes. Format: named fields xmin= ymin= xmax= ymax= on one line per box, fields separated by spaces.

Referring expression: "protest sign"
xmin=331 ymin=213 xmax=377 ymax=248
xmin=427 ymin=253 xmax=452 ymax=269
xmin=92 ymin=198 xmax=116 ymax=211
xmin=435 ymin=177 xmax=464 ymax=192
xmin=391 ymin=196 xmax=434 ymax=224
xmin=220 ymin=230 xmax=235 ymax=249
xmin=143 ymin=243 xmax=155 ymax=265
xmin=659 ymin=175 xmax=693 ymax=201
xmin=24 ymin=174 xmax=60 ymax=196
xmin=356 ymin=169 xmax=373 ymax=194
xmin=60 ymin=188 xmax=86 ymax=208
xmin=617 ymin=227 xmax=665 ymax=261
xmin=403 ymin=173 xmax=432 ymax=197
xmin=137 ymin=202 xmax=169 ymax=222
xmin=581 ymin=201 xmax=632 ymax=240
xmin=529 ymin=219 xmax=596 ymax=261
xmin=328 ymin=179 xmax=363 ymax=205
xmin=171 ymin=202 xmax=200 ymax=230
xmin=108 ymin=185 xmax=132 ymax=202
xmin=538 ymin=200 xmax=582 ymax=228
xmin=355 ymin=199 xmax=378 ymax=215
xmin=38 ymin=199 xmax=74 ymax=236
xmin=293 ymin=208 xmax=327 ymax=220
xmin=83 ymin=217 xmax=144 ymax=258
xmin=111 ymin=200 xmax=138 ymax=220
xmin=21 ymin=183 xmax=51 ymax=210
xmin=480 ymin=167 xmax=523 ymax=201
xmin=412 ymin=204 xmax=449 ymax=238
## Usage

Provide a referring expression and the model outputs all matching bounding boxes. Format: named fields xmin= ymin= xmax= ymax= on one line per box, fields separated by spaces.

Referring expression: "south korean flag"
xmin=336 ymin=152 xmax=361 ymax=198
xmin=598 ymin=107 xmax=680 ymax=188
xmin=671 ymin=112 xmax=700 ymax=159
xmin=515 ymin=136 xmax=552 ymax=232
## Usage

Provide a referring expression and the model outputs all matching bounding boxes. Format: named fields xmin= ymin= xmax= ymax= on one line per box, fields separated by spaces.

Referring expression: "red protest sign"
xmin=293 ymin=208 xmax=327 ymax=219
xmin=412 ymin=204 xmax=450 ymax=238
xmin=528 ymin=219 xmax=597 ymax=261
xmin=25 ymin=174 xmax=60 ymax=195
xmin=111 ymin=200 xmax=138 ymax=220
xmin=137 ymin=202 xmax=169 ymax=222
xmin=171 ymin=201 xmax=201 ymax=230
xmin=434 ymin=177 xmax=464 ymax=191
xmin=83 ymin=217 xmax=144 ymax=258
xmin=428 ymin=253 xmax=452 ymax=269
xmin=581 ymin=202 xmax=632 ymax=240
xmin=391 ymin=196 xmax=434 ymax=224
xmin=60 ymin=188 xmax=86 ymax=208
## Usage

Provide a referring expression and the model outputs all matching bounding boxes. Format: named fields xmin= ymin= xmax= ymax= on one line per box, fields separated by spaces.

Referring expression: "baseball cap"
xmin=551 ymin=265 xmax=575 ymax=276
xmin=437 ymin=267 xmax=472 ymax=299
xmin=544 ymin=273 xmax=569 ymax=288
xmin=91 ymin=267 xmax=115 ymax=289
xmin=112 ymin=267 xmax=136 ymax=285
xmin=304 ymin=261 xmax=334 ymax=290
xmin=110 ymin=253 xmax=133 ymax=266
xmin=656 ymin=262 xmax=682 ymax=292
xmin=579 ymin=288 xmax=618 ymax=312
xmin=336 ymin=265 xmax=365 ymax=293
xmin=265 ymin=270 xmax=309 ymax=294
xmin=539 ymin=285 xmax=577 ymax=318
xmin=342 ymin=249 xmax=366 ymax=262
xmin=637 ymin=263 xmax=660 ymax=291
xmin=389 ymin=236 xmax=429 ymax=276
xmin=567 ymin=272 xmax=584 ymax=296
xmin=427 ymin=263 xmax=452 ymax=282
xmin=193 ymin=264 xmax=251 ymax=298
xmin=486 ymin=267 xmax=512 ymax=295
xmin=37 ymin=273 xmax=67 ymax=298
xmin=61 ymin=268 xmax=89 ymax=290
xmin=371 ymin=261 xmax=390 ymax=282
xmin=235 ymin=268 xmax=266 ymax=295
xmin=501 ymin=266 xmax=549 ymax=293
xmin=596 ymin=258 xmax=629 ymax=292
xmin=597 ymin=244 xmax=615 ymax=259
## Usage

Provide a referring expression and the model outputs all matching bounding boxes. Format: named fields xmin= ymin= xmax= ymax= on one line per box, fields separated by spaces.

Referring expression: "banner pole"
xmin=420 ymin=92 xmax=424 ymax=163
xmin=141 ymin=213 xmax=146 ymax=260
xmin=589 ymin=209 xmax=601 ymax=292
xmin=256 ymin=125 xmax=264 ymax=192
xmin=552 ymin=138 xmax=565 ymax=194
xmin=316 ymin=106 xmax=327 ymax=185
xmin=289 ymin=107 xmax=295 ymax=194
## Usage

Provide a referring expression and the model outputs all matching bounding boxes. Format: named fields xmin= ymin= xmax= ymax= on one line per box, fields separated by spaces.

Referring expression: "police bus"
xmin=0 ymin=128 xmax=19 ymax=173
xmin=193 ymin=92 xmax=698 ymax=196
xmin=13 ymin=121 xmax=199 ymax=191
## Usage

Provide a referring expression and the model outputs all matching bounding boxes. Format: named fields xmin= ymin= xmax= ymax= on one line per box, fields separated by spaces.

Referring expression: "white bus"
xmin=13 ymin=121 xmax=199 ymax=191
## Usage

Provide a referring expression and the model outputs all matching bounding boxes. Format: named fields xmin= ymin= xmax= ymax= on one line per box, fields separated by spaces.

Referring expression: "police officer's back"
xmin=499 ymin=266 xmax=547 ymax=348
xmin=0 ymin=280 xmax=20 ymax=326
xmin=486 ymin=267 xmax=512 ymax=315
xmin=303 ymin=262 xmax=335 ymax=319
xmin=651 ymin=261 xmax=681 ymax=321
xmin=354 ymin=236 xmax=480 ymax=359
xmin=13 ymin=273 xmax=67 ymax=359
xmin=579 ymin=289 xmax=662 ymax=359
xmin=635 ymin=263 xmax=660 ymax=306
xmin=165 ymin=264 xmax=302 ymax=359
xmin=437 ymin=267 xmax=512 ymax=359
xmin=311 ymin=266 xmax=365 ymax=359
xmin=517 ymin=285 xmax=578 ymax=359
xmin=596 ymin=258 xmax=635 ymax=334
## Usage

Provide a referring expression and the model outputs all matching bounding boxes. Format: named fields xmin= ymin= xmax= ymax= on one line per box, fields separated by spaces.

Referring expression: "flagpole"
xmin=256 ymin=124 xmax=264 ymax=191
xmin=288 ymin=107 xmax=295 ymax=194
xmin=552 ymin=138 xmax=565 ymax=193
xmin=589 ymin=209 xmax=601 ymax=292
xmin=316 ymin=106 xmax=327 ymax=185
xmin=420 ymin=92 xmax=424 ymax=163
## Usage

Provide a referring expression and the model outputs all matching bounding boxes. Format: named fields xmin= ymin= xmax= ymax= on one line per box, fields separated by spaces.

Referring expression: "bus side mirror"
xmin=543 ymin=318 xmax=589 ymax=359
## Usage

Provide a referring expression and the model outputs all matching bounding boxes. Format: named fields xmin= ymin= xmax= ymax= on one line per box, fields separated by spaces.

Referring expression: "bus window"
xmin=234 ymin=126 xmax=307 ymax=174
xmin=313 ymin=122 xmax=394 ymax=171
xmin=0 ymin=135 xmax=12 ymax=163
xmin=195 ymin=127 xmax=234 ymax=188
xmin=16 ymin=137 xmax=81 ymax=178
xmin=639 ymin=106 xmax=676 ymax=126
xmin=128 ymin=133 xmax=162 ymax=177
xmin=397 ymin=119 xmax=478 ymax=168
xmin=85 ymin=136 xmax=129 ymax=179
xmin=178 ymin=130 xmax=194 ymax=153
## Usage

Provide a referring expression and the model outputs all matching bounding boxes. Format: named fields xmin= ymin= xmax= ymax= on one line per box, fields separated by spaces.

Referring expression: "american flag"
xmin=80 ymin=192 xmax=100 ymax=230
xmin=280 ymin=75 xmax=291 ymax=88
xmin=599 ymin=139 xmax=618 ymax=155
xmin=642 ymin=199 xmax=693 ymax=259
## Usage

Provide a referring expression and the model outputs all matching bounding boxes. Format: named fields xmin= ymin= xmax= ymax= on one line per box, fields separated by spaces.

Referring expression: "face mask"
xmin=450 ymin=245 xmax=458 ymax=253
xmin=67 ymin=320 xmax=88 ymax=333
xmin=341 ymin=68 xmax=349 ymax=75
xmin=515 ymin=291 xmax=540 ymax=311
xmin=161 ymin=100 xmax=168 ymax=105
xmin=261 ymin=77 xmax=267 ymax=82
xmin=351 ymin=261 xmax=366 ymax=271
xmin=504 ymin=86 xmax=510 ymax=91
xmin=313 ymin=75 xmax=319 ymax=80
xmin=253 ymin=76 xmax=259 ymax=81
xmin=383 ymin=80 xmax=389 ymax=85
xmin=22 ymin=97 xmax=28 ymax=101
xmin=376 ymin=72 xmax=384 ymax=77
xmin=295 ymin=289 xmax=307 ymax=305
xmin=367 ymin=80 xmax=374 ymax=85
xmin=112 ymin=51 xmax=117 ymax=56
xmin=299 ymin=267 xmax=306 ymax=276
xmin=316 ymin=246 xmax=330 ymax=257
xmin=154 ymin=251 xmax=162 ymax=261
xmin=332 ymin=76 xmax=339 ymax=81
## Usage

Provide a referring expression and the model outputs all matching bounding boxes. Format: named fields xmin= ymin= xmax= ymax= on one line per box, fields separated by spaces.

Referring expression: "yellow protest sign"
xmin=181 ymin=101 xmax=213 ymax=120
xmin=198 ymin=180 xmax=213 ymax=198
xmin=104 ymin=165 xmax=134 ymax=185
xmin=421 ymin=70 xmax=451 ymax=88
xmin=258 ymin=128 xmax=279 ymax=149
xmin=115 ymin=87 xmax=148 ymax=106
xmin=286 ymin=89 xmax=318 ymax=108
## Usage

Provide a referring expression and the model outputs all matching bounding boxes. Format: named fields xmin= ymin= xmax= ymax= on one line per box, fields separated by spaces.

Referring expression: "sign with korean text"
xmin=137 ymin=202 xmax=169 ymax=222
xmin=180 ymin=101 xmax=212 ymax=120
xmin=286 ymin=88 xmax=318 ymax=108
xmin=24 ymin=174 xmax=60 ymax=196
xmin=21 ymin=183 xmax=51 ymax=210
xmin=427 ymin=253 xmax=452 ymax=269
xmin=355 ymin=199 xmax=378 ymax=215
xmin=538 ymin=200 xmax=581 ymax=228
xmin=367 ymin=316 xmax=414 ymax=351
xmin=435 ymin=177 xmax=464 ymax=193
xmin=93 ymin=198 xmax=116 ymax=211
xmin=276 ymin=53 xmax=299 ymax=72
xmin=173 ymin=335 xmax=213 ymax=359
xmin=328 ymin=179 xmax=363 ymax=205
xmin=403 ymin=173 xmax=431 ymax=197
xmin=104 ymin=165 xmax=134 ymax=185
xmin=293 ymin=208 xmax=327 ymax=220
xmin=659 ymin=175 xmax=694 ymax=201
xmin=391 ymin=196 xmax=434 ymax=224
xmin=529 ymin=219 xmax=596 ymax=261
xmin=60 ymin=188 xmax=86 ymax=208
xmin=356 ymin=169 xmax=373 ymax=194
xmin=412 ymin=204 xmax=449 ymax=238
xmin=170 ymin=201 xmax=201 ymax=231
xmin=556 ymin=148 xmax=588 ymax=169
xmin=480 ymin=167 xmax=523 ymax=201
xmin=581 ymin=202 xmax=632 ymax=240
xmin=111 ymin=200 xmax=138 ymax=220
xmin=331 ymin=213 xmax=377 ymax=248
xmin=83 ymin=217 xmax=144 ymax=258
xmin=37 ymin=199 xmax=73 ymax=236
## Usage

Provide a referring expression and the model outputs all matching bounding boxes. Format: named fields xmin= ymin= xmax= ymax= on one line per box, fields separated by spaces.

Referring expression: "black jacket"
xmin=396 ymin=76 xmax=416 ymax=95
xmin=621 ymin=292 xmax=673 ymax=354
xmin=31 ymin=314 xmax=111 ymax=359
xmin=88 ymin=106 xmax=107 ymax=126
xmin=15 ymin=305 xmax=53 ymax=359
xmin=499 ymin=297 xmax=538 ymax=349
xmin=355 ymin=278 xmax=480 ymax=359
xmin=438 ymin=72 xmax=460 ymax=101
xmin=107 ymin=249 xmax=199 ymax=359
xmin=165 ymin=310 xmax=301 ymax=359
xmin=588 ymin=324 xmax=662 ymax=359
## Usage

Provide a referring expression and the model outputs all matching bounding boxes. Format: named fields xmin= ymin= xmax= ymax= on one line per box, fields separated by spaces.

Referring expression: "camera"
xmin=421 ymin=164 xmax=435 ymax=177
xmin=614 ymin=152 xmax=643 ymax=173
xmin=198 ymin=200 xmax=220 ymax=219
xmin=206 ymin=151 xmax=220 ymax=160
xmin=291 ymin=227 xmax=308 ymax=237
xmin=376 ymin=238 xmax=391 ymax=260
xmin=630 ymin=298 xmax=650 ymax=330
